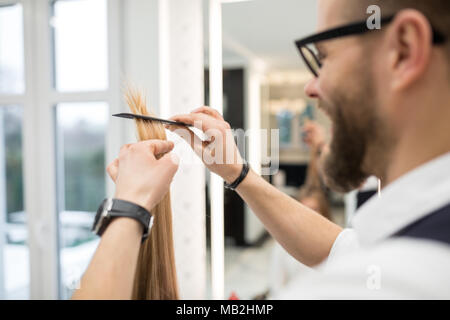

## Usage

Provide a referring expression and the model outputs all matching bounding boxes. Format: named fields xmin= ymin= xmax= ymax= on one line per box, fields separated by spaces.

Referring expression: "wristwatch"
xmin=92 ymin=198 xmax=154 ymax=242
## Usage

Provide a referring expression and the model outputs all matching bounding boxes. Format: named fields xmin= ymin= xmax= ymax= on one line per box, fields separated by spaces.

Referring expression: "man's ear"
xmin=386 ymin=10 xmax=433 ymax=91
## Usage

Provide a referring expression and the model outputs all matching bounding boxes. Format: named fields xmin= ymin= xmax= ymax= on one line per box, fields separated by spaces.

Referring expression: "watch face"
xmin=92 ymin=199 xmax=113 ymax=235
xmin=93 ymin=198 xmax=150 ymax=242
xmin=148 ymin=215 xmax=154 ymax=230
xmin=92 ymin=199 xmax=107 ymax=232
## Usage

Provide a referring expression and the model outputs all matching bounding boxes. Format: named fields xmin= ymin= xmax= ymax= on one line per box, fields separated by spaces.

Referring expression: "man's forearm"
xmin=236 ymin=169 xmax=343 ymax=267
xmin=71 ymin=218 xmax=143 ymax=300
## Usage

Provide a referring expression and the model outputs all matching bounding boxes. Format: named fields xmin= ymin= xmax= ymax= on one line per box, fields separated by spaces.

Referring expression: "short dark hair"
xmin=349 ymin=0 xmax=449 ymax=54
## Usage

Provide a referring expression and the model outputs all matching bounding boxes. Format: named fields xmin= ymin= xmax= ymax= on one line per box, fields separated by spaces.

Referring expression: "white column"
xmin=160 ymin=0 xmax=207 ymax=300
xmin=105 ymin=0 xmax=126 ymax=197
xmin=244 ymin=63 xmax=266 ymax=244
xmin=23 ymin=0 xmax=59 ymax=299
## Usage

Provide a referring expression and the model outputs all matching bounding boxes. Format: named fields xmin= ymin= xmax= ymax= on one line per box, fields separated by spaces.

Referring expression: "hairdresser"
xmin=168 ymin=0 xmax=450 ymax=298
xmin=74 ymin=0 xmax=450 ymax=299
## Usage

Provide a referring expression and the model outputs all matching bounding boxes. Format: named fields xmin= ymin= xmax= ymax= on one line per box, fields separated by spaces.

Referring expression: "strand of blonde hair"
xmin=124 ymin=87 xmax=179 ymax=300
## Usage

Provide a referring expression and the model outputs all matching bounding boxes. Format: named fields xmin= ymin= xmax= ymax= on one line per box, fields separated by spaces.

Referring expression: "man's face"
xmin=306 ymin=0 xmax=391 ymax=193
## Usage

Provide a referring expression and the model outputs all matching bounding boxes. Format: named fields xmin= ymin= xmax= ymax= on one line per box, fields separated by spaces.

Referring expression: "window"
xmin=50 ymin=0 xmax=110 ymax=299
xmin=0 ymin=4 xmax=24 ymax=94
xmin=0 ymin=2 xmax=28 ymax=300
xmin=0 ymin=106 xmax=27 ymax=299
xmin=1 ymin=0 xmax=124 ymax=299
xmin=55 ymin=102 xmax=107 ymax=299
xmin=51 ymin=0 xmax=108 ymax=92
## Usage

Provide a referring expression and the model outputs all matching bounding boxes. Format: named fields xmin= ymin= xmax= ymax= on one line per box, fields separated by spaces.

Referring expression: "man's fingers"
xmin=168 ymin=114 xmax=196 ymax=126
xmin=191 ymin=106 xmax=224 ymax=120
xmin=106 ymin=158 xmax=119 ymax=182
xmin=165 ymin=124 xmax=205 ymax=156
xmin=171 ymin=127 xmax=204 ymax=157
xmin=169 ymin=113 xmax=217 ymax=132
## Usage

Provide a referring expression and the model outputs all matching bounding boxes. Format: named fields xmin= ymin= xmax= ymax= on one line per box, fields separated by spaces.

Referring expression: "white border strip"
xmin=209 ymin=0 xmax=224 ymax=300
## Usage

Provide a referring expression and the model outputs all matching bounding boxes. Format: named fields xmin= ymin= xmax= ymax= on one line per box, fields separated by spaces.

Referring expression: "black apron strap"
xmin=393 ymin=202 xmax=450 ymax=245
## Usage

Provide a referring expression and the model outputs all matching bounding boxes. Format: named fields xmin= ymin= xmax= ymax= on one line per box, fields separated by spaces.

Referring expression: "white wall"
xmin=162 ymin=0 xmax=207 ymax=300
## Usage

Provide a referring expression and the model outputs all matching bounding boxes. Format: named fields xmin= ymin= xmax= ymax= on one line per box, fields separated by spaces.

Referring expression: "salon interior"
xmin=0 ymin=0 xmax=377 ymax=299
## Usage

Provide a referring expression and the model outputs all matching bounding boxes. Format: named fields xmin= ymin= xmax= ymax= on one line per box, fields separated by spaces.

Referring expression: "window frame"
xmin=0 ymin=0 xmax=124 ymax=299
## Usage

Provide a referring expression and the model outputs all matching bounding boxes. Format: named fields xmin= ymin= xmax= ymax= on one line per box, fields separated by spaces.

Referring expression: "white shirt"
xmin=276 ymin=152 xmax=450 ymax=299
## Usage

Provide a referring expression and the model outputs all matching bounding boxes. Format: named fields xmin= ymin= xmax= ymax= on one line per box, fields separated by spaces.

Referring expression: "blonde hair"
xmin=124 ymin=88 xmax=179 ymax=300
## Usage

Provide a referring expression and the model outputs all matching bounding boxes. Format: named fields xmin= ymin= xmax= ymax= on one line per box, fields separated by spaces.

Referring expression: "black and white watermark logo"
xmin=367 ymin=5 xmax=382 ymax=30
xmin=366 ymin=264 xmax=382 ymax=291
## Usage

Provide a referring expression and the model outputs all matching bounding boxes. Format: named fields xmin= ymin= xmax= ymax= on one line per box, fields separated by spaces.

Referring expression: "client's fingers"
xmin=159 ymin=152 xmax=180 ymax=173
xmin=139 ymin=140 xmax=174 ymax=157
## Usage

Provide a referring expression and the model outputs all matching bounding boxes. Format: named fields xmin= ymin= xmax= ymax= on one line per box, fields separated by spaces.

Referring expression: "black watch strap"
xmin=92 ymin=198 xmax=153 ymax=242
xmin=224 ymin=160 xmax=250 ymax=191
xmin=110 ymin=200 xmax=153 ymax=240
xmin=110 ymin=199 xmax=151 ymax=219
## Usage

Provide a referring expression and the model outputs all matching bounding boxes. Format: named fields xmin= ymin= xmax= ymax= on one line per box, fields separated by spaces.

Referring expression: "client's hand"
xmin=106 ymin=140 xmax=179 ymax=212
xmin=303 ymin=120 xmax=327 ymax=152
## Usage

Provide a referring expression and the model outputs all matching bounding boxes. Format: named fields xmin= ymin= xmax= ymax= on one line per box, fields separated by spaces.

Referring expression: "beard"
xmin=319 ymin=77 xmax=382 ymax=193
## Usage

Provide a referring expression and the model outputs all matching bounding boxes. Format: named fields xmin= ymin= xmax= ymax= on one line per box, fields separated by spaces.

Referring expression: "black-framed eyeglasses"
xmin=295 ymin=15 xmax=446 ymax=77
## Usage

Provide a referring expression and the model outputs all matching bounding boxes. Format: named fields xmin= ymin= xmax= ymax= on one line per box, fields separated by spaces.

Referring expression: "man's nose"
xmin=304 ymin=78 xmax=319 ymax=99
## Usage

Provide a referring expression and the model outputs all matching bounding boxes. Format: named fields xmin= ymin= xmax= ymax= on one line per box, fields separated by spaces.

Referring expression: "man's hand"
xmin=167 ymin=106 xmax=243 ymax=184
xmin=165 ymin=108 xmax=341 ymax=269
xmin=106 ymin=140 xmax=179 ymax=212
